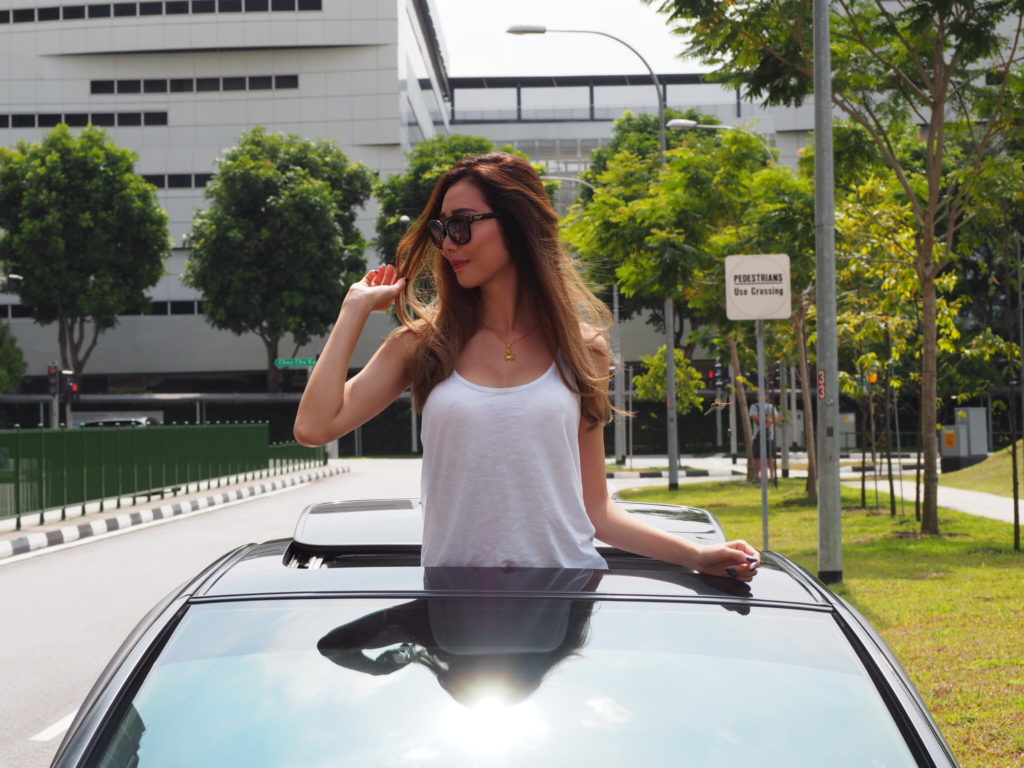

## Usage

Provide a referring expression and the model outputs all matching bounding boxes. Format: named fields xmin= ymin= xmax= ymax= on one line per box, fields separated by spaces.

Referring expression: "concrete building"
xmin=0 ymin=0 xmax=451 ymax=394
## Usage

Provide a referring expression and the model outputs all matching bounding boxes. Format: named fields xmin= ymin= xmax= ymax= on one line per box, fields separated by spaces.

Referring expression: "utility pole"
xmin=814 ymin=0 xmax=842 ymax=583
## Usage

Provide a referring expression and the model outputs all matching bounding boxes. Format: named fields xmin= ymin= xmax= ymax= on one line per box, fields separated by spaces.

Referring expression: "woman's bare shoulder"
xmin=385 ymin=321 xmax=426 ymax=359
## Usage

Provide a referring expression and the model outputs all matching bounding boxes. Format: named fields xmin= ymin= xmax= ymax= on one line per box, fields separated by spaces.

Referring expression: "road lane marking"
xmin=30 ymin=711 xmax=77 ymax=742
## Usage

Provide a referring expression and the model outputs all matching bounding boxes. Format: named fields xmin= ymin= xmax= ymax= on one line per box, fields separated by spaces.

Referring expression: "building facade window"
xmin=92 ymin=76 xmax=298 ymax=94
xmin=0 ymin=1 xmax=321 ymax=21
xmin=1 ymin=112 xmax=169 ymax=128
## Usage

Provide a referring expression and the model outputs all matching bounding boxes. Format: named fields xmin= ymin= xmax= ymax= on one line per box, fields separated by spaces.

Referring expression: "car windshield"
xmin=93 ymin=595 xmax=918 ymax=767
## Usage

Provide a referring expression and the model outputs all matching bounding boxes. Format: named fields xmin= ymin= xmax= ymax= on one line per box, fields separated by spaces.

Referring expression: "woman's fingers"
xmin=702 ymin=541 xmax=760 ymax=581
xmin=365 ymin=264 xmax=398 ymax=287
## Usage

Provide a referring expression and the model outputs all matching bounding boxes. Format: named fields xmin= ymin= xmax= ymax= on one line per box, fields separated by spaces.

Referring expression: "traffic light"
xmin=714 ymin=361 xmax=729 ymax=387
xmin=48 ymin=364 xmax=59 ymax=396
xmin=62 ymin=374 xmax=80 ymax=405
xmin=707 ymin=367 xmax=717 ymax=387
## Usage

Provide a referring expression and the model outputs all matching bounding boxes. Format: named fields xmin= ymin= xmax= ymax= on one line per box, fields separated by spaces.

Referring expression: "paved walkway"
xmin=850 ymin=478 xmax=1020 ymax=525
xmin=615 ymin=455 xmax=1020 ymax=526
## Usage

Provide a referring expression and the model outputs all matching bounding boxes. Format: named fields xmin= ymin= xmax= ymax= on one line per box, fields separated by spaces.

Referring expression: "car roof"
xmin=195 ymin=499 xmax=826 ymax=609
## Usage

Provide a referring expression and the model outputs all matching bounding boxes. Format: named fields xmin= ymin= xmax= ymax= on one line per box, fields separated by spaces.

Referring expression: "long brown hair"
xmin=393 ymin=152 xmax=613 ymax=426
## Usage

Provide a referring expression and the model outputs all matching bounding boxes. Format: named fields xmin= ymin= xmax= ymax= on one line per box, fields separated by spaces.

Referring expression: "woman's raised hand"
xmin=346 ymin=264 xmax=406 ymax=313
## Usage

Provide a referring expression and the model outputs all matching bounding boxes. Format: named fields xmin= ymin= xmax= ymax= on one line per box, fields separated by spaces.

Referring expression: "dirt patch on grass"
xmin=893 ymin=530 xmax=972 ymax=539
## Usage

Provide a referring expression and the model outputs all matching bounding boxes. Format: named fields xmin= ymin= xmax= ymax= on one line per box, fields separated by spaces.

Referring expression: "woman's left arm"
xmin=578 ymin=341 xmax=759 ymax=581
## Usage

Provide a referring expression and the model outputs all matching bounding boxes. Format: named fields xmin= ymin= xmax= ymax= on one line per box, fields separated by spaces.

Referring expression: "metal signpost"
xmin=725 ymin=254 xmax=792 ymax=550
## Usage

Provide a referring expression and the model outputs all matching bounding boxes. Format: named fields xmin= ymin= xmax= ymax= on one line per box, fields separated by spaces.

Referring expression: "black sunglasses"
xmin=427 ymin=212 xmax=497 ymax=248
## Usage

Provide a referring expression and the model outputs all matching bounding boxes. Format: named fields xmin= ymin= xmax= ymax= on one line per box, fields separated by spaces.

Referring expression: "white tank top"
xmin=419 ymin=362 xmax=607 ymax=569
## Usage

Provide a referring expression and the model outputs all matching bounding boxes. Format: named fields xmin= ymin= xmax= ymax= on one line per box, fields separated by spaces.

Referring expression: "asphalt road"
xmin=0 ymin=459 xmax=422 ymax=768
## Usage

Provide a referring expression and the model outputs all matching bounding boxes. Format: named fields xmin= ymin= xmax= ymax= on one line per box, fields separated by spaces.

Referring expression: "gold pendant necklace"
xmin=481 ymin=324 xmax=537 ymax=362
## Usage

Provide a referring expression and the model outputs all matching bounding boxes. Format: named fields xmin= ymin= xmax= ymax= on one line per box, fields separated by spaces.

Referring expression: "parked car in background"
xmin=51 ymin=499 xmax=958 ymax=767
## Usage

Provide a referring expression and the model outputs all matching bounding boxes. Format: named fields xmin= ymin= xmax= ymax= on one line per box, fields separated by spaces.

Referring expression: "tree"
xmin=710 ymin=164 xmax=819 ymax=492
xmin=656 ymin=0 xmax=1024 ymax=533
xmin=0 ymin=322 xmax=26 ymax=394
xmin=565 ymin=118 xmax=773 ymax=355
xmin=185 ymin=126 xmax=374 ymax=392
xmin=0 ymin=125 xmax=169 ymax=377
xmin=632 ymin=345 xmax=706 ymax=415
xmin=566 ymin=122 xmax=810 ymax=480
xmin=571 ymin=108 xmax=713 ymax=333
xmin=375 ymin=135 xmax=509 ymax=261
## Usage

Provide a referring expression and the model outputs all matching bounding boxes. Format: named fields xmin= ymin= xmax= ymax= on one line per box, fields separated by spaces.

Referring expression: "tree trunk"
xmin=794 ymin=303 xmax=817 ymax=500
xmin=860 ymin=395 xmax=868 ymax=508
xmin=884 ymin=372 xmax=897 ymax=517
xmin=263 ymin=336 xmax=282 ymax=393
xmin=58 ymin=313 xmax=100 ymax=378
xmin=919 ymin=259 xmax=940 ymax=534
xmin=728 ymin=336 xmax=755 ymax=481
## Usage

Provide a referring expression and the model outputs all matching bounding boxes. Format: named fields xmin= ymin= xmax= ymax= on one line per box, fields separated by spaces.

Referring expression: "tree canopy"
xmin=0 ymin=124 xmax=169 ymax=377
xmin=0 ymin=322 xmax=26 ymax=394
xmin=654 ymin=0 xmax=1024 ymax=533
xmin=185 ymin=126 xmax=375 ymax=392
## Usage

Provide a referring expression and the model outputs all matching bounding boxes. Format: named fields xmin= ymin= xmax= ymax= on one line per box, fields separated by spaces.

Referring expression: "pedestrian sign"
xmin=275 ymin=357 xmax=317 ymax=368
xmin=724 ymin=254 xmax=792 ymax=321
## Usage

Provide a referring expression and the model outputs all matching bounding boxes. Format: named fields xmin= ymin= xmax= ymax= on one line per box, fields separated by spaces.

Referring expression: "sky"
xmin=431 ymin=0 xmax=708 ymax=78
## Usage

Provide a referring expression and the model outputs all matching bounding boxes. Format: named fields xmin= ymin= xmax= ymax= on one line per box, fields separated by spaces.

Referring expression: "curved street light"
xmin=666 ymin=118 xmax=734 ymax=131
xmin=509 ymin=24 xmax=680 ymax=488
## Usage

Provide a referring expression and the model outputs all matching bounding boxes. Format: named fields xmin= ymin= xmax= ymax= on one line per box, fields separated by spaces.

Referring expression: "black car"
xmin=52 ymin=499 xmax=958 ymax=767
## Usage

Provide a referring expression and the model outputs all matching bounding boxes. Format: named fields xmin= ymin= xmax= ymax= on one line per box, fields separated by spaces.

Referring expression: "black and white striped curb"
xmin=0 ymin=466 xmax=342 ymax=560
xmin=606 ymin=469 xmax=717 ymax=479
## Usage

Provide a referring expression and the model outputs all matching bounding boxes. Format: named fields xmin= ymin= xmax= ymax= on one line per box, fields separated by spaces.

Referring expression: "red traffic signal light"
xmin=48 ymin=364 xmax=59 ymax=395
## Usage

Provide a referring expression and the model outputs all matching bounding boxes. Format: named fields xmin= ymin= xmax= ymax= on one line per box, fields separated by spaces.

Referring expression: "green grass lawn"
xmin=941 ymin=440 xmax=1024 ymax=498
xmin=618 ymin=479 xmax=1024 ymax=768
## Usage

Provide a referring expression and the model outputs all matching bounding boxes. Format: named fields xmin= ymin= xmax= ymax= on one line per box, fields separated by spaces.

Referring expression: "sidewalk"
xmin=847 ymin=477 xmax=1020 ymax=525
xmin=0 ymin=461 xmax=348 ymax=561
xmin=612 ymin=454 xmax=1020 ymax=526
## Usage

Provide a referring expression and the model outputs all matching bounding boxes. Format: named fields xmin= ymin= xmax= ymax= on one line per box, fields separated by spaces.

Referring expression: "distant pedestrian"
xmin=294 ymin=152 xmax=759 ymax=579
xmin=750 ymin=398 xmax=779 ymax=483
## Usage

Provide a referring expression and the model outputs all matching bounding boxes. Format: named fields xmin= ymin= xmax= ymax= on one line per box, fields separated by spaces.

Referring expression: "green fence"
xmin=269 ymin=441 xmax=328 ymax=473
xmin=0 ymin=424 xmax=326 ymax=529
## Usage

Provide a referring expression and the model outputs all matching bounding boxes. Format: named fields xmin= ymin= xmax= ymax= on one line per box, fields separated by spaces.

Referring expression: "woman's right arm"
xmin=293 ymin=265 xmax=414 ymax=447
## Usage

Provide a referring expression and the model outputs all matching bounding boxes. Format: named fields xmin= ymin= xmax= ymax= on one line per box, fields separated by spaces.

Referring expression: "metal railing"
xmin=0 ymin=424 xmax=326 ymax=529
xmin=268 ymin=440 xmax=327 ymax=474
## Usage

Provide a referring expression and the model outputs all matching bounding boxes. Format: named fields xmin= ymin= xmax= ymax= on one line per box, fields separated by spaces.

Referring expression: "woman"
xmin=294 ymin=152 xmax=758 ymax=578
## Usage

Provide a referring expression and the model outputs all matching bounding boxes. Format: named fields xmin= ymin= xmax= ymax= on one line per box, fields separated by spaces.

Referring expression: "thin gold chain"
xmin=479 ymin=323 xmax=538 ymax=362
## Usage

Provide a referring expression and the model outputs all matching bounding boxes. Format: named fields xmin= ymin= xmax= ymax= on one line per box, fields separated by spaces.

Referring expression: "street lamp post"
xmin=509 ymin=24 xmax=679 ymax=489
